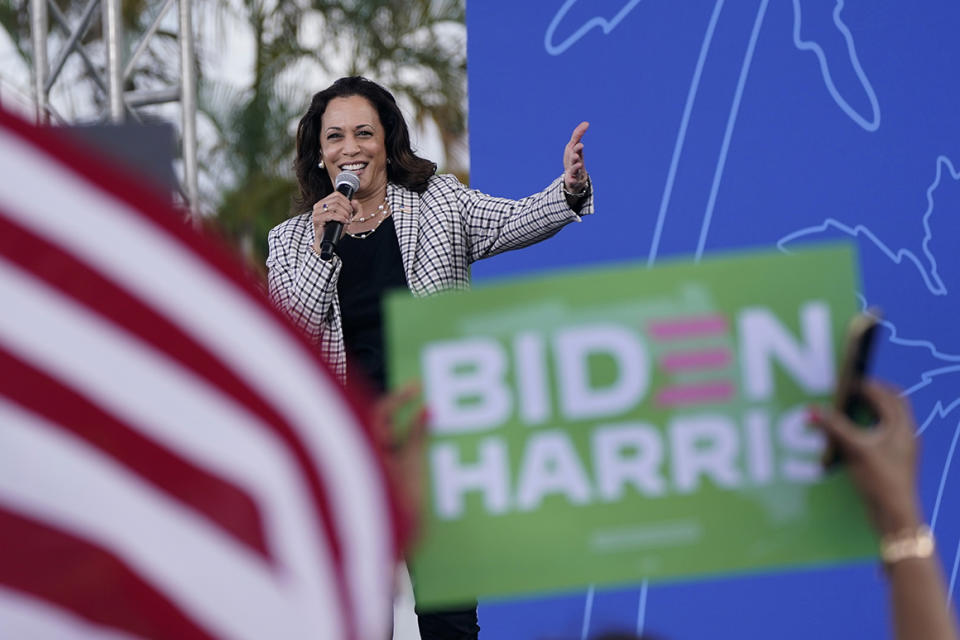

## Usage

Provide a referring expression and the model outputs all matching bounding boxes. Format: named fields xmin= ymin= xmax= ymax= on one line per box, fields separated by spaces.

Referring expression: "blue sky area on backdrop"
xmin=466 ymin=1 xmax=960 ymax=638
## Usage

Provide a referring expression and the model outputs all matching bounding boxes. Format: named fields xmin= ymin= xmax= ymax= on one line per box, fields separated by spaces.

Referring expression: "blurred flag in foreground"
xmin=0 ymin=108 xmax=400 ymax=640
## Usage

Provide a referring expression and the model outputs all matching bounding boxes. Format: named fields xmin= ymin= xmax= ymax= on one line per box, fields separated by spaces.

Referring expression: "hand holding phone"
xmin=823 ymin=309 xmax=881 ymax=467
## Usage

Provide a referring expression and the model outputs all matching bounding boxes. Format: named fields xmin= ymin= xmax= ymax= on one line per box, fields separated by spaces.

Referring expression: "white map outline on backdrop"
xmin=778 ymin=155 xmax=958 ymax=298
xmin=778 ymin=152 xmax=960 ymax=608
xmin=545 ymin=0 xmax=882 ymax=264
xmin=542 ymin=0 xmax=958 ymax=636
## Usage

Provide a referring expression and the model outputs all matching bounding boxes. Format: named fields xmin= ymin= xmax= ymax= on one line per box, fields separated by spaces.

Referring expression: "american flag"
xmin=0 ymin=107 xmax=401 ymax=640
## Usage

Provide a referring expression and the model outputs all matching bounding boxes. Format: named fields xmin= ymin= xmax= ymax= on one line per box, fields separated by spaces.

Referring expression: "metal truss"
xmin=29 ymin=0 xmax=199 ymax=215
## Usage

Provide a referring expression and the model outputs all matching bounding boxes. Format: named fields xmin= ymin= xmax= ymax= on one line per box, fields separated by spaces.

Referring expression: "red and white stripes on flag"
xmin=0 ymin=108 xmax=401 ymax=640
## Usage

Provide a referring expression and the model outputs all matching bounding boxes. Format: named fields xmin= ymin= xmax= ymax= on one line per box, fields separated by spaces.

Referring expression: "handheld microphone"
xmin=318 ymin=170 xmax=361 ymax=261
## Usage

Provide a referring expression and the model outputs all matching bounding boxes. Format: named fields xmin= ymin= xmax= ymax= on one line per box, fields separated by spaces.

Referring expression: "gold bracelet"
xmin=880 ymin=525 xmax=935 ymax=565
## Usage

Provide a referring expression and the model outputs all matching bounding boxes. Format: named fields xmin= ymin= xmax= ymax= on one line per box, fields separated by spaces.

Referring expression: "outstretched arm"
xmin=452 ymin=121 xmax=595 ymax=262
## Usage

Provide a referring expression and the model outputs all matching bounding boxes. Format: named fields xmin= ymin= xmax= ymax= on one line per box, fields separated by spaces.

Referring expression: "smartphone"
xmin=822 ymin=309 xmax=881 ymax=468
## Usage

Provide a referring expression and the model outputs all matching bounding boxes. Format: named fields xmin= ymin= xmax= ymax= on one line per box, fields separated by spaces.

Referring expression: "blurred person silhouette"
xmin=266 ymin=75 xmax=593 ymax=640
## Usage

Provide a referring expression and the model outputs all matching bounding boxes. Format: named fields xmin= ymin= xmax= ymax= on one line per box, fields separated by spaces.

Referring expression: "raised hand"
xmin=563 ymin=121 xmax=590 ymax=193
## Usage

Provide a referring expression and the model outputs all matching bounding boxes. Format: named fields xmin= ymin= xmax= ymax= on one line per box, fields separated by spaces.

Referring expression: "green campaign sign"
xmin=386 ymin=243 xmax=876 ymax=607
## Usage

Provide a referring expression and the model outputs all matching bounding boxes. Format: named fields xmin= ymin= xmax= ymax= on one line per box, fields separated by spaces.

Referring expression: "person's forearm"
xmin=878 ymin=504 xmax=958 ymax=640
xmin=888 ymin=554 xmax=959 ymax=640
xmin=809 ymin=386 xmax=960 ymax=640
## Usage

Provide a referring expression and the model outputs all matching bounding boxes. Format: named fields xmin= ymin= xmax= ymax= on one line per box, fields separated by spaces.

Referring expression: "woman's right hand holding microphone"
xmin=311 ymin=191 xmax=357 ymax=255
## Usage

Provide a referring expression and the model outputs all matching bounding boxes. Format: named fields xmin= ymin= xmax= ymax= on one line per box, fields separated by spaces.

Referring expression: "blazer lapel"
xmin=388 ymin=182 xmax=420 ymax=290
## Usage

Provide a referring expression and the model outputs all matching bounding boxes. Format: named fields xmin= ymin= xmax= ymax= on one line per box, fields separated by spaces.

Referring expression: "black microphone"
xmin=318 ymin=170 xmax=361 ymax=261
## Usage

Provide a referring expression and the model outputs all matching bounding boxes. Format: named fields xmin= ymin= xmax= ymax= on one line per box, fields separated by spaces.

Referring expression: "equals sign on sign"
xmin=646 ymin=314 xmax=736 ymax=408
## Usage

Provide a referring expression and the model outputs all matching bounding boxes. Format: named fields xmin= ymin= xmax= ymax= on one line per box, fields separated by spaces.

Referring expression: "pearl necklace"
xmin=346 ymin=198 xmax=390 ymax=239
xmin=350 ymin=198 xmax=388 ymax=223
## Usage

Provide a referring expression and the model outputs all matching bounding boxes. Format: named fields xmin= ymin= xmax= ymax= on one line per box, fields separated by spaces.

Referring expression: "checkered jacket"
xmin=266 ymin=173 xmax=594 ymax=380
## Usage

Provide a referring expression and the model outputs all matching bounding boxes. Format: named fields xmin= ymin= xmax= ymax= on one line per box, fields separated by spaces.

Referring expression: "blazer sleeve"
xmin=265 ymin=220 xmax=341 ymax=344
xmin=448 ymin=174 xmax=594 ymax=262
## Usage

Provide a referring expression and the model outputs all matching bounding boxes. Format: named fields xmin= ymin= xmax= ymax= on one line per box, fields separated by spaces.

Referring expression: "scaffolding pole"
xmin=30 ymin=0 xmax=48 ymax=124
xmin=179 ymin=0 xmax=199 ymax=217
xmin=101 ymin=0 xmax=124 ymax=122
xmin=27 ymin=0 xmax=199 ymax=216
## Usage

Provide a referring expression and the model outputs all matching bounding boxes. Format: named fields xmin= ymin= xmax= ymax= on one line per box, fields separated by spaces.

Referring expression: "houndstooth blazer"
xmin=266 ymin=173 xmax=594 ymax=380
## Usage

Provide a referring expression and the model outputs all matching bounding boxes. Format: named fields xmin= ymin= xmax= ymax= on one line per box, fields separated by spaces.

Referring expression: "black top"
xmin=336 ymin=216 xmax=407 ymax=392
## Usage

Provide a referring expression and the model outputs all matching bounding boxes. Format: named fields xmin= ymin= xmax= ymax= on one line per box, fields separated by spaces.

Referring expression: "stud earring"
xmin=318 ymin=159 xmax=325 ymax=169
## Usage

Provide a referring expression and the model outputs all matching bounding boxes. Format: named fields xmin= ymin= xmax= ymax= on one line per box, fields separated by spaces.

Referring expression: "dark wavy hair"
xmin=293 ymin=76 xmax=437 ymax=213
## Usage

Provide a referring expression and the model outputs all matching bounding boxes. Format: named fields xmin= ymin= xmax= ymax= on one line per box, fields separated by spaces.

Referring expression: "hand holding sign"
xmin=371 ymin=382 xmax=429 ymax=542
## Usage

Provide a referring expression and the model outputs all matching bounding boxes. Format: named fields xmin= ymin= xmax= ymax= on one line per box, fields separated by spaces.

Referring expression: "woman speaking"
xmin=266 ymin=76 xmax=593 ymax=639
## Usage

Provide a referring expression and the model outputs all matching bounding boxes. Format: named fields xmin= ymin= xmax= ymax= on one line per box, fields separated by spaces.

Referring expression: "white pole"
xmin=30 ymin=0 xmax=48 ymax=123
xmin=102 ymin=0 xmax=124 ymax=122
xmin=179 ymin=0 xmax=199 ymax=217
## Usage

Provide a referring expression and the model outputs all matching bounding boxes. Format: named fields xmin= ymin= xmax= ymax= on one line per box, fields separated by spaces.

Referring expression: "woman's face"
xmin=319 ymin=95 xmax=389 ymax=198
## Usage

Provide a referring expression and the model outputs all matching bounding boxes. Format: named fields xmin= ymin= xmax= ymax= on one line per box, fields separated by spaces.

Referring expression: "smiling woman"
xmin=264 ymin=76 xmax=594 ymax=639
xmin=268 ymin=76 xmax=593 ymax=386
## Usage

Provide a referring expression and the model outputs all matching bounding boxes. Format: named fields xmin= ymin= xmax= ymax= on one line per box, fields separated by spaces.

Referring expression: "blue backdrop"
xmin=465 ymin=1 xmax=960 ymax=638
